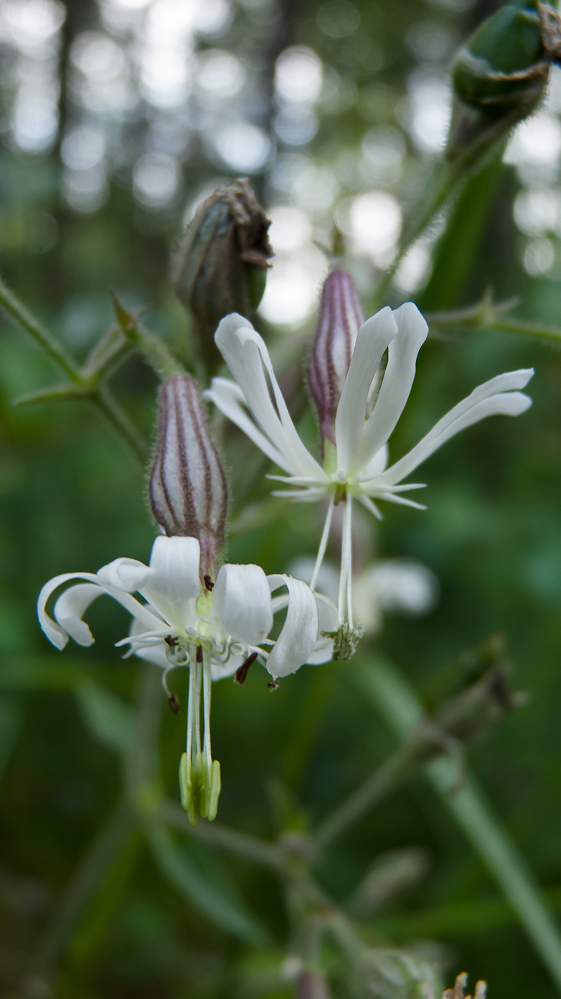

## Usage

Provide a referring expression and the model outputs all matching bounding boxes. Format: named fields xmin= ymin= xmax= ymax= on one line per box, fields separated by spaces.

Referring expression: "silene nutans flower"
xmin=205 ymin=271 xmax=533 ymax=659
xmin=38 ymin=376 xmax=336 ymax=824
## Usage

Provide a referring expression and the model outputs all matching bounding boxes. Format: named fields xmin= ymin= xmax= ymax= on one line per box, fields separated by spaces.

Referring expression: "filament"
xmin=310 ymin=494 xmax=335 ymax=592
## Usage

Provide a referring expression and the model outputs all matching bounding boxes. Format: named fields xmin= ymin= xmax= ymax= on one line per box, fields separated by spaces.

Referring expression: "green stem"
xmin=357 ymin=658 xmax=561 ymax=995
xmin=113 ymin=302 xmax=185 ymax=380
xmin=0 ymin=275 xmax=80 ymax=382
xmin=314 ymin=748 xmax=410 ymax=849
xmin=374 ymin=165 xmax=462 ymax=307
xmin=427 ymin=303 xmax=561 ymax=346
xmin=0 ymin=276 xmax=149 ymax=463
xmin=92 ymin=386 xmax=149 ymax=464
xmin=159 ymin=799 xmax=283 ymax=870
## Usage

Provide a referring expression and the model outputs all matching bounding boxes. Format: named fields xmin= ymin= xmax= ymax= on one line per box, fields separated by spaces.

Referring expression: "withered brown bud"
xmin=308 ymin=269 xmax=364 ymax=447
xmin=171 ymin=178 xmax=273 ymax=375
xmin=149 ymin=374 xmax=227 ymax=581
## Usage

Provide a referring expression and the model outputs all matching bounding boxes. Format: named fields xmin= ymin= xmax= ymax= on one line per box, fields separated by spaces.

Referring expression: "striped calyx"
xmin=149 ymin=375 xmax=227 ymax=582
xmin=308 ymin=269 xmax=364 ymax=446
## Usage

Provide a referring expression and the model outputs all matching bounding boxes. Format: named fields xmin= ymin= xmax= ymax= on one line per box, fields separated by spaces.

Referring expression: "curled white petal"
xmin=214 ymin=314 xmax=323 ymax=479
xmin=97 ymin=557 xmax=150 ymax=592
xmin=266 ymin=574 xmax=319 ymax=677
xmin=307 ymin=593 xmax=338 ymax=665
xmin=213 ymin=563 xmax=273 ymax=645
xmin=355 ymin=303 xmax=428 ymax=471
xmin=336 ymin=306 xmax=397 ymax=477
xmin=54 ymin=583 xmax=104 ymax=647
xmin=205 ymin=378 xmax=292 ymax=473
xmin=382 ymin=376 xmax=533 ymax=486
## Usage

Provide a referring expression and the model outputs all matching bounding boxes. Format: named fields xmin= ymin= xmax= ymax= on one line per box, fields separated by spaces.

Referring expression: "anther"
xmin=204 ymin=573 xmax=215 ymax=591
xmin=196 ymin=645 xmax=203 ymax=664
xmin=234 ymin=652 xmax=258 ymax=686
xmin=267 ymin=678 xmax=279 ymax=691
xmin=168 ymin=692 xmax=180 ymax=713
xmin=165 ymin=634 xmax=179 ymax=647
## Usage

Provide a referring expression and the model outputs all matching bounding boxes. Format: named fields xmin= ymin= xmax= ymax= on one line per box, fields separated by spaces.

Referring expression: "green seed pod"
xmin=171 ymin=179 xmax=273 ymax=375
xmin=447 ymin=0 xmax=561 ymax=163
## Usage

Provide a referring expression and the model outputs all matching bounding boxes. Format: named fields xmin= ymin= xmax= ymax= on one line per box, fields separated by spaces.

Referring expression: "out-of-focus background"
xmin=2 ymin=0 xmax=561 ymax=995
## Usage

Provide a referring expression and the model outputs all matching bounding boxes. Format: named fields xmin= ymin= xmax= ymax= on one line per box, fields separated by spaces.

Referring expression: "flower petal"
xmin=265 ymin=574 xmax=318 ymax=677
xmin=54 ymin=583 xmax=104 ymax=646
xmin=355 ymin=302 xmax=428 ymax=470
xmin=38 ymin=572 xmax=103 ymax=650
xmin=205 ymin=378 xmax=292 ymax=472
xmin=146 ymin=536 xmax=201 ymax=601
xmin=382 ymin=371 xmax=533 ymax=485
xmin=306 ymin=593 xmax=337 ymax=665
xmin=214 ymin=314 xmax=323 ymax=479
xmin=336 ymin=306 xmax=397 ymax=476
xmin=97 ymin=557 xmax=151 ymax=592
xmin=213 ymin=563 xmax=273 ymax=644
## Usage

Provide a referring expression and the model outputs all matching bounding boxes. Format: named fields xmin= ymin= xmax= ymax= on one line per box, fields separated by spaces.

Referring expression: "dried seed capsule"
xmin=308 ymin=269 xmax=364 ymax=447
xmin=149 ymin=374 xmax=227 ymax=581
xmin=447 ymin=0 xmax=561 ymax=163
xmin=171 ymin=179 xmax=273 ymax=374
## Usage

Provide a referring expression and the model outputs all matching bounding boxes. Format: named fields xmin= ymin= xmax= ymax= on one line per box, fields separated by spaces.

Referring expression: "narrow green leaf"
xmin=147 ymin=822 xmax=265 ymax=942
xmin=75 ymin=681 xmax=134 ymax=753
xmin=12 ymin=384 xmax=92 ymax=407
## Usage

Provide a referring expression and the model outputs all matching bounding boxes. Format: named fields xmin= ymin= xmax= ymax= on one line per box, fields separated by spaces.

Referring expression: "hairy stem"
xmin=426 ymin=301 xmax=561 ymax=346
xmin=159 ymin=799 xmax=283 ymax=870
xmin=0 ymin=276 xmax=79 ymax=382
xmin=92 ymin=386 xmax=149 ymax=463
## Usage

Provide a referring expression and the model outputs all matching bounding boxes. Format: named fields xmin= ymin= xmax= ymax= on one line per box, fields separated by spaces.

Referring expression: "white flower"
xmin=38 ymin=535 xmax=336 ymax=822
xmin=204 ymin=304 xmax=533 ymax=647
xmin=290 ymin=555 xmax=439 ymax=635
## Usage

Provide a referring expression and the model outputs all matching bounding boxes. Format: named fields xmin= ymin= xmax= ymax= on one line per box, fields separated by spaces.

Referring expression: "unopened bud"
xmin=171 ymin=179 xmax=273 ymax=374
xmin=149 ymin=374 xmax=227 ymax=582
xmin=308 ymin=270 xmax=364 ymax=446
xmin=447 ymin=0 xmax=561 ymax=164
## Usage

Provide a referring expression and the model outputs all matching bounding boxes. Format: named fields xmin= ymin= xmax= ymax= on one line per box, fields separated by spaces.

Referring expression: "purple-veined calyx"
xmin=308 ymin=269 xmax=364 ymax=447
xmin=150 ymin=374 xmax=227 ymax=585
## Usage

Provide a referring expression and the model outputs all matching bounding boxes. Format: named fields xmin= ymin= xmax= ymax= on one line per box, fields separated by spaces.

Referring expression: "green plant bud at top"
xmin=149 ymin=374 xmax=227 ymax=582
xmin=447 ymin=0 xmax=561 ymax=162
xmin=171 ymin=179 xmax=273 ymax=370
xmin=452 ymin=0 xmax=559 ymax=115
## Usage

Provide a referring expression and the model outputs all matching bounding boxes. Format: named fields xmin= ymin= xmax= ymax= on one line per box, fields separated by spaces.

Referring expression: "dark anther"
xmin=204 ymin=574 xmax=215 ymax=591
xmin=196 ymin=645 xmax=203 ymax=663
xmin=168 ymin=692 xmax=180 ymax=714
xmin=235 ymin=652 xmax=258 ymax=686
xmin=267 ymin=678 xmax=280 ymax=691
xmin=165 ymin=634 xmax=179 ymax=647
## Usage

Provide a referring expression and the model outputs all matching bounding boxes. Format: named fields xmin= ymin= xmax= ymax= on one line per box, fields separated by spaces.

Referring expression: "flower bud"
xmin=308 ymin=270 xmax=364 ymax=446
xmin=171 ymin=179 xmax=273 ymax=374
xmin=149 ymin=374 xmax=227 ymax=583
xmin=447 ymin=0 xmax=561 ymax=163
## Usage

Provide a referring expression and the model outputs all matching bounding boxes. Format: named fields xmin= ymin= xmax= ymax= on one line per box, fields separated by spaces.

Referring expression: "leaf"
xmin=75 ymin=681 xmax=134 ymax=753
xmin=147 ymin=822 xmax=265 ymax=942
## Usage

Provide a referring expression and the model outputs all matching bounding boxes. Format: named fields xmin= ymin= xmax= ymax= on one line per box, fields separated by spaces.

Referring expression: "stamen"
xmin=196 ymin=645 xmax=203 ymax=663
xmin=267 ymin=678 xmax=279 ymax=690
xmin=165 ymin=634 xmax=179 ymax=646
xmin=168 ymin=692 xmax=180 ymax=714
xmin=235 ymin=651 xmax=258 ymax=685
xmin=310 ymin=494 xmax=335 ymax=592
xmin=204 ymin=574 xmax=214 ymax=591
